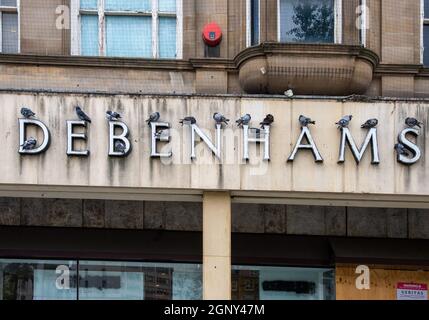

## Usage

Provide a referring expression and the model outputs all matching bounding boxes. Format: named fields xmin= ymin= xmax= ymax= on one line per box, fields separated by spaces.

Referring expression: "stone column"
xmin=202 ymin=191 xmax=231 ymax=300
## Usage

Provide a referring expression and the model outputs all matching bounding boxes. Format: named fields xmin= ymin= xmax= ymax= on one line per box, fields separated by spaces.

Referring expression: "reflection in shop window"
xmin=0 ymin=259 xmax=202 ymax=300
xmin=279 ymin=0 xmax=336 ymax=43
xmin=232 ymin=266 xmax=335 ymax=300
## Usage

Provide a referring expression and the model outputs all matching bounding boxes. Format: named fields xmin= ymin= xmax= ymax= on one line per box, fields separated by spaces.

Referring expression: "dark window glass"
xmin=425 ymin=0 xmax=429 ymax=19
xmin=251 ymin=0 xmax=260 ymax=46
xmin=232 ymin=266 xmax=335 ymax=300
xmin=280 ymin=0 xmax=335 ymax=43
xmin=0 ymin=0 xmax=17 ymax=6
xmin=424 ymin=25 xmax=429 ymax=66
xmin=2 ymin=12 xmax=19 ymax=53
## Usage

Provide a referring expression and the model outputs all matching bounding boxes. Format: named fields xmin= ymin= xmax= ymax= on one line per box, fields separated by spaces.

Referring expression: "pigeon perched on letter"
xmin=114 ymin=140 xmax=126 ymax=154
xmin=260 ymin=114 xmax=274 ymax=128
xmin=106 ymin=111 xmax=122 ymax=121
xmin=75 ymin=106 xmax=91 ymax=123
xmin=21 ymin=107 xmax=35 ymax=119
xmin=405 ymin=117 xmax=423 ymax=128
xmin=179 ymin=116 xmax=197 ymax=126
xmin=336 ymin=115 xmax=352 ymax=128
xmin=21 ymin=137 xmax=37 ymax=150
xmin=299 ymin=115 xmax=315 ymax=127
xmin=394 ymin=143 xmax=408 ymax=156
xmin=213 ymin=113 xmax=230 ymax=126
xmin=236 ymin=114 xmax=251 ymax=127
xmin=361 ymin=118 xmax=378 ymax=129
xmin=146 ymin=112 xmax=160 ymax=126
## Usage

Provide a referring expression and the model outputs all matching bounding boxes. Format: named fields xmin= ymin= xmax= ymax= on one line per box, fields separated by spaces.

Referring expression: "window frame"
xmin=70 ymin=0 xmax=183 ymax=59
xmin=246 ymin=0 xmax=261 ymax=47
xmin=276 ymin=0 xmax=342 ymax=44
xmin=0 ymin=0 xmax=20 ymax=54
xmin=421 ymin=0 xmax=429 ymax=65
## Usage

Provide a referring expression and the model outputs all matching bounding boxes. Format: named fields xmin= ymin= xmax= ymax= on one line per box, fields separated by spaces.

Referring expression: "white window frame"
xmin=71 ymin=0 xmax=183 ymax=59
xmin=360 ymin=0 xmax=367 ymax=47
xmin=0 ymin=0 xmax=20 ymax=54
xmin=421 ymin=0 xmax=428 ymax=64
xmin=246 ymin=0 xmax=261 ymax=47
xmin=276 ymin=0 xmax=342 ymax=44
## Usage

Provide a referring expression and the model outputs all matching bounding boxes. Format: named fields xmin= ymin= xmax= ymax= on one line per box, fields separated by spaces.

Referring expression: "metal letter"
xmin=19 ymin=118 xmax=51 ymax=154
xmin=288 ymin=127 xmax=323 ymax=162
xmin=67 ymin=120 xmax=89 ymax=156
xmin=397 ymin=128 xmax=421 ymax=165
xmin=151 ymin=122 xmax=172 ymax=158
xmin=243 ymin=125 xmax=270 ymax=161
xmin=191 ymin=123 xmax=221 ymax=159
xmin=109 ymin=121 xmax=131 ymax=157
xmin=338 ymin=127 xmax=380 ymax=164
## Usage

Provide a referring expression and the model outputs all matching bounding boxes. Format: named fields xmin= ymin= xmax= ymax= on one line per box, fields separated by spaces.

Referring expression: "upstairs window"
xmin=71 ymin=0 xmax=182 ymax=59
xmin=278 ymin=0 xmax=341 ymax=44
xmin=0 ymin=0 xmax=19 ymax=53
xmin=423 ymin=0 xmax=429 ymax=65
xmin=247 ymin=0 xmax=260 ymax=47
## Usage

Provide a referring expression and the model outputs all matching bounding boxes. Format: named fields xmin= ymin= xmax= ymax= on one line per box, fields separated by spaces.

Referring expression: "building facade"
xmin=0 ymin=0 xmax=428 ymax=300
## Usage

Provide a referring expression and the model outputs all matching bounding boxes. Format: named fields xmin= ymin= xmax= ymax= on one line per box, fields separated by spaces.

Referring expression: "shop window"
xmin=72 ymin=0 xmax=182 ymax=59
xmin=0 ymin=259 xmax=201 ymax=300
xmin=246 ymin=0 xmax=260 ymax=47
xmin=423 ymin=0 xmax=429 ymax=65
xmin=0 ymin=0 xmax=19 ymax=54
xmin=232 ymin=266 xmax=335 ymax=300
xmin=278 ymin=0 xmax=341 ymax=44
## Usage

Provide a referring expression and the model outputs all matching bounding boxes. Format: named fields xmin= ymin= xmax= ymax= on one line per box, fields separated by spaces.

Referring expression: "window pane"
xmin=106 ymin=16 xmax=152 ymax=58
xmin=425 ymin=0 xmax=429 ymax=19
xmin=159 ymin=0 xmax=176 ymax=12
xmin=232 ymin=266 xmax=335 ymax=300
xmin=159 ymin=17 xmax=176 ymax=58
xmin=424 ymin=25 xmax=429 ymax=66
xmin=105 ymin=0 xmax=151 ymax=11
xmin=279 ymin=0 xmax=335 ymax=43
xmin=81 ymin=15 xmax=99 ymax=56
xmin=1 ymin=12 xmax=18 ymax=53
xmin=251 ymin=0 xmax=260 ymax=46
xmin=80 ymin=0 xmax=97 ymax=10
xmin=0 ymin=259 xmax=78 ymax=300
xmin=0 ymin=0 xmax=17 ymax=7
xmin=78 ymin=261 xmax=202 ymax=300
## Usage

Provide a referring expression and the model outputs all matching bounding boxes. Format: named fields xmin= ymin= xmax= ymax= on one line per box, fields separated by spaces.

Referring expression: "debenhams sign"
xmin=17 ymin=106 xmax=422 ymax=166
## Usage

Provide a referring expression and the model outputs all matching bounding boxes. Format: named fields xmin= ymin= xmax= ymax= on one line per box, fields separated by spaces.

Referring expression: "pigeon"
xmin=114 ymin=140 xmax=127 ymax=154
xmin=21 ymin=107 xmax=35 ymax=119
xmin=21 ymin=137 xmax=37 ymax=150
xmin=299 ymin=115 xmax=315 ymax=127
xmin=361 ymin=118 xmax=378 ymax=129
xmin=146 ymin=112 xmax=160 ymax=126
xmin=236 ymin=114 xmax=252 ymax=127
xmin=179 ymin=116 xmax=197 ymax=126
xmin=154 ymin=129 xmax=167 ymax=138
xmin=285 ymin=89 xmax=294 ymax=98
xmin=394 ymin=143 xmax=408 ymax=156
xmin=106 ymin=110 xmax=122 ymax=121
xmin=260 ymin=114 xmax=274 ymax=128
xmin=213 ymin=113 xmax=230 ymax=126
xmin=75 ymin=106 xmax=91 ymax=123
xmin=336 ymin=115 xmax=353 ymax=128
xmin=405 ymin=117 xmax=423 ymax=128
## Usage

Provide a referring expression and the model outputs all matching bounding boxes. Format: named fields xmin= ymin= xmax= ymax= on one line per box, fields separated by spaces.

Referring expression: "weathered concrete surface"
xmin=0 ymin=93 xmax=428 ymax=199
xmin=0 ymin=198 xmax=20 ymax=226
xmin=408 ymin=209 xmax=429 ymax=239
xmin=105 ymin=200 xmax=144 ymax=229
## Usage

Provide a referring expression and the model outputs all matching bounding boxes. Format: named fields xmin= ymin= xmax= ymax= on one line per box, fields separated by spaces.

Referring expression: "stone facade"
xmin=1 ymin=198 xmax=428 ymax=239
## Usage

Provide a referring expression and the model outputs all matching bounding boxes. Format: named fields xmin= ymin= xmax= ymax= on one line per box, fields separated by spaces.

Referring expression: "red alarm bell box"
xmin=202 ymin=22 xmax=222 ymax=47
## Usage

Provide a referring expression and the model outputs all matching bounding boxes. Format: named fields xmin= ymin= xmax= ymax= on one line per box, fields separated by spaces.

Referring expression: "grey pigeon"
xmin=260 ymin=114 xmax=274 ymax=128
xmin=21 ymin=137 xmax=37 ymax=150
xmin=146 ymin=112 xmax=160 ymax=126
xmin=213 ymin=112 xmax=230 ymax=126
xmin=179 ymin=116 xmax=197 ymax=126
xmin=394 ymin=143 xmax=408 ymax=156
xmin=405 ymin=117 xmax=423 ymax=128
xmin=106 ymin=110 xmax=122 ymax=121
xmin=299 ymin=115 xmax=315 ymax=127
xmin=154 ymin=129 xmax=167 ymax=138
xmin=361 ymin=118 xmax=378 ymax=129
xmin=114 ymin=140 xmax=126 ymax=154
xmin=236 ymin=114 xmax=251 ymax=127
xmin=336 ymin=115 xmax=353 ymax=128
xmin=75 ymin=106 xmax=91 ymax=123
xmin=21 ymin=107 xmax=35 ymax=119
